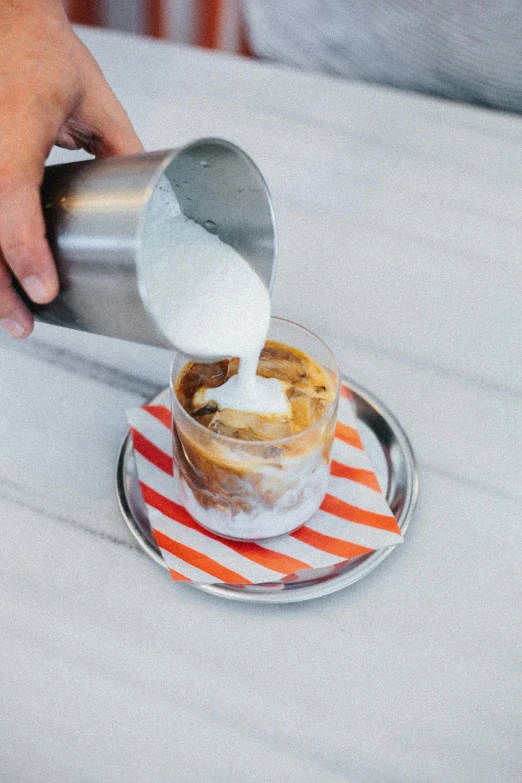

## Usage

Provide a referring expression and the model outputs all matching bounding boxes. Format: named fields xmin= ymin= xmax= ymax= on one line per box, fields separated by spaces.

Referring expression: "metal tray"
xmin=116 ymin=379 xmax=417 ymax=603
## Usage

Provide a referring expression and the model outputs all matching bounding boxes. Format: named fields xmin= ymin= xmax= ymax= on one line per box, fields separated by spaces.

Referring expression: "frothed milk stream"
xmin=139 ymin=177 xmax=289 ymax=416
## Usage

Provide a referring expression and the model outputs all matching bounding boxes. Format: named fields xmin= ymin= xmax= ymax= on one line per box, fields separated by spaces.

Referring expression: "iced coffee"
xmin=170 ymin=318 xmax=340 ymax=540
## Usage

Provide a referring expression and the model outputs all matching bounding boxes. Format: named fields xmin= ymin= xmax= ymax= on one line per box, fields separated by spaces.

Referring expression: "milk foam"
xmin=199 ymin=373 xmax=290 ymax=416
xmin=139 ymin=176 xmax=287 ymax=417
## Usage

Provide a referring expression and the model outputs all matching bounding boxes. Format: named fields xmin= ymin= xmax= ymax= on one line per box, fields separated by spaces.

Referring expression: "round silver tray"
xmin=116 ymin=379 xmax=417 ymax=603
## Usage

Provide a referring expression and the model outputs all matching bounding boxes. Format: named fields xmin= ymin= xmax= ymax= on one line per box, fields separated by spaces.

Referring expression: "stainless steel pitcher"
xmin=33 ymin=138 xmax=277 ymax=349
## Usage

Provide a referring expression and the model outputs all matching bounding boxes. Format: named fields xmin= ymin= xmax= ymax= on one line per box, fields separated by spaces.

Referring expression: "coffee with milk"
xmin=140 ymin=177 xmax=338 ymax=540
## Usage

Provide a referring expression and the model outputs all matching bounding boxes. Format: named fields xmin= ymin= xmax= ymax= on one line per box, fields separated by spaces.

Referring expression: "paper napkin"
xmin=126 ymin=384 xmax=403 ymax=584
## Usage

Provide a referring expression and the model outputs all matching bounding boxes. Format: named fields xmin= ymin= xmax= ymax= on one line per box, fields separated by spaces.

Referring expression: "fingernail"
xmin=0 ymin=318 xmax=26 ymax=338
xmin=23 ymin=275 xmax=49 ymax=303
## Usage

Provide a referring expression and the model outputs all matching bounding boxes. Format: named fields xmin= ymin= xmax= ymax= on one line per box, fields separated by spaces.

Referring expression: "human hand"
xmin=0 ymin=0 xmax=143 ymax=338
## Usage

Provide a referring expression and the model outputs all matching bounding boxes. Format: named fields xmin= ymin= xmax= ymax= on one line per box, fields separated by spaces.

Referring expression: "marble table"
xmin=1 ymin=26 xmax=521 ymax=783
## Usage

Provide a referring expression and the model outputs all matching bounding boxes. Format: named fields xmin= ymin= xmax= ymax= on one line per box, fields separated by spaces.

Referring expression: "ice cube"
xmin=209 ymin=409 xmax=292 ymax=440
xmin=290 ymin=395 xmax=313 ymax=430
xmin=258 ymin=344 xmax=309 ymax=383
xmin=312 ymin=397 xmax=331 ymax=421
xmin=193 ymin=401 xmax=218 ymax=417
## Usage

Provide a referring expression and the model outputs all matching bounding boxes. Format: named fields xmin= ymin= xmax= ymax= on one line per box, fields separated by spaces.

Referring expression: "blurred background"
xmin=63 ymin=0 xmax=252 ymax=55
xmin=62 ymin=1 xmax=522 ymax=115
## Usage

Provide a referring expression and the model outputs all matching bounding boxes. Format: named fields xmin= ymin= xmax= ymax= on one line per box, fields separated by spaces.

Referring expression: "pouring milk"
xmin=138 ymin=177 xmax=289 ymax=417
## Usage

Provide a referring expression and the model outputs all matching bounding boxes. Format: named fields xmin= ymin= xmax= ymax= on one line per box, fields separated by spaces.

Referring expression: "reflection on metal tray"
xmin=116 ymin=378 xmax=417 ymax=603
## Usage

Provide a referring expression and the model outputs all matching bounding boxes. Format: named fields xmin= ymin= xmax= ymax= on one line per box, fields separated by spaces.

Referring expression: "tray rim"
xmin=116 ymin=377 xmax=418 ymax=603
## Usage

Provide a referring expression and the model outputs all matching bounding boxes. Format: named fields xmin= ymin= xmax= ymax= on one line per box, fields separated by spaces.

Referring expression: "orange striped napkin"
xmin=126 ymin=384 xmax=403 ymax=584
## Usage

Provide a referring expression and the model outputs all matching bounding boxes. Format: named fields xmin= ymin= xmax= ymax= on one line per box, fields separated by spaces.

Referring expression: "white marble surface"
xmin=1 ymin=27 xmax=521 ymax=783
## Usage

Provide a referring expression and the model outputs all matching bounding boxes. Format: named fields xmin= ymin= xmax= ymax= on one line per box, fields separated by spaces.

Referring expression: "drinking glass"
xmin=170 ymin=317 xmax=340 ymax=540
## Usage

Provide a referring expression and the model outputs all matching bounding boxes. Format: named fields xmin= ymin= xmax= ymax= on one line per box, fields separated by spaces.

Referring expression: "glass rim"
xmin=169 ymin=316 xmax=341 ymax=447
